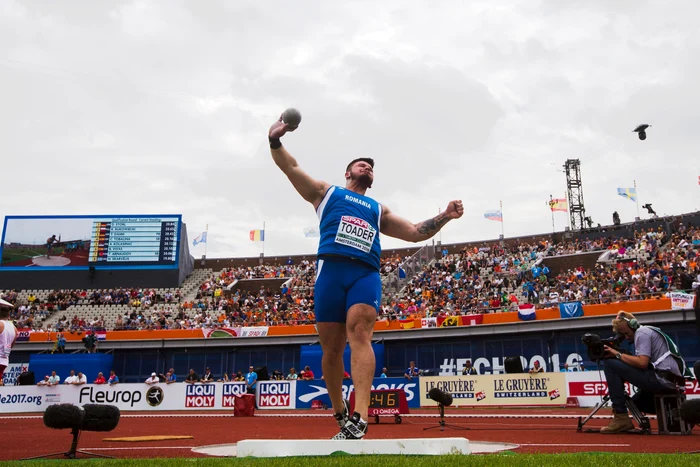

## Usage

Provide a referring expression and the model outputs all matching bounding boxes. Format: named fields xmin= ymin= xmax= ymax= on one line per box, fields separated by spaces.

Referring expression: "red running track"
xmin=1 ymin=409 xmax=696 ymax=461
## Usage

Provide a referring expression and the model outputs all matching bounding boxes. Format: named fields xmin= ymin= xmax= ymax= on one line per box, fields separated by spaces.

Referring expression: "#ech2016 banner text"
xmin=419 ymin=373 xmax=567 ymax=407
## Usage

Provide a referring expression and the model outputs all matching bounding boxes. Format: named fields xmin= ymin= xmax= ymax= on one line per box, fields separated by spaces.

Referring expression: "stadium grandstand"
xmin=2 ymin=211 xmax=698 ymax=333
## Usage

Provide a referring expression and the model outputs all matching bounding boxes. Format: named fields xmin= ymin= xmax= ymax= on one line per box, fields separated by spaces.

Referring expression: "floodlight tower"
xmin=564 ymin=159 xmax=587 ymax=231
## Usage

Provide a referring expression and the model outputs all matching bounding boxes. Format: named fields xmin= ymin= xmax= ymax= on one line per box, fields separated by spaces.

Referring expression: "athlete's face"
xmin=346 ymin=161 xmax=374 ymax=188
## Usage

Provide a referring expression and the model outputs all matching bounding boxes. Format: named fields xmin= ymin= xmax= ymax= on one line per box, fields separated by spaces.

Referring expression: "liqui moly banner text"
xmin=256 ymin=380 xmax=296 ymax=409
xmin=221 ymin=382 xmax=248 ymax=407
xmin=185 ymin=383 xmax=216 ymax=408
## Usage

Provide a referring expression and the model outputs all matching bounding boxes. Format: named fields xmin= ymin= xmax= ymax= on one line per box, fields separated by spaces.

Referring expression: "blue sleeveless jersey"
xmin=316 ymin=186 xmax=382 ymax=270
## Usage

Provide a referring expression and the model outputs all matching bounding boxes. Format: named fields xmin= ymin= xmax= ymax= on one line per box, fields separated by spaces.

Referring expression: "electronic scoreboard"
xmin=0 ymin=214 xmax=182 ymax=270
xmin=88 ymin=217 xmax=179 ymax=266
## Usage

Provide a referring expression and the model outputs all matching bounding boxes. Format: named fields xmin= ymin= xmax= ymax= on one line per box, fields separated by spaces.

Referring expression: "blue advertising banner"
xmin=295 ymin=377 xmax=420 ymax=409
xmin=559 ymin=301 xmax=584 ymax=319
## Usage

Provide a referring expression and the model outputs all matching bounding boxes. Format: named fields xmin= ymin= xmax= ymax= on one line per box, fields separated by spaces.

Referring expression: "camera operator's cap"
xmin=0 ymin=297 xmax=13 ymax=307
xmin=151 ymin=372 xmax=157 ymax=376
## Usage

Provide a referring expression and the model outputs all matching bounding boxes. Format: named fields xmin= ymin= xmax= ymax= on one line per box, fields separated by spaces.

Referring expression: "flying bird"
xmin=633 ymin=124 xmax=650 ymax=140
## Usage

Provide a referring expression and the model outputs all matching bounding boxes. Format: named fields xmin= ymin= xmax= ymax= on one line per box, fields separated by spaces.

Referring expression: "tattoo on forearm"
xmin=416 ymin=214 xmax=450 ymax=236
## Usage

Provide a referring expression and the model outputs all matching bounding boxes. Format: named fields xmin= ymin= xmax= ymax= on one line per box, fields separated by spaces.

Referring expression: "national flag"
xmin=484 ymin=210 xmax=503 ymax=222
xmin=420 ymin=317 xmax=437 ymax=328
xmin=249 ymin=229 xmax=265 ymax=241
xmin=617 ymin=187 xmax=637 ymax=203
xmin=437 ymin=316 xmax=460 ymax=327
xmin=558 ymin=301 xmax=583 ymax=319
xmin=303 ymin=226 xmax=320 ymax=238
xmin=192 ymin=231 xmax=207 ymax=246
xmin=548 ymin=198 xmax=568 ymax=212
xmin=398 ymin=267 xmax=406 ymax=279
xmin=399 ymin=319 xmax=415 ymax=329
xmin=517 ymin=303 xmax=536 ymax=321
xmin=460 ymin=314 xmax=484 ymax=326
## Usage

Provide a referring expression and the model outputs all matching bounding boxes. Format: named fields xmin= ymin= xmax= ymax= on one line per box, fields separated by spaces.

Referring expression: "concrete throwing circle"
xmin=31 ymin=256 xmax=71 ymax=266
xmin=192 ymin=440 xmax=518 ymax=457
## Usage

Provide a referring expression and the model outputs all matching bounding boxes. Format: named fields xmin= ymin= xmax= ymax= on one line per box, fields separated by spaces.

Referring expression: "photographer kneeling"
xmin=601 ymin=311 xmax=690 ymax=434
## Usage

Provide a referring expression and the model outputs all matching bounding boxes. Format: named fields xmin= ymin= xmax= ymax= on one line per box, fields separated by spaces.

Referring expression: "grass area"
xmin=7 ymin=454 xmax=699 ymax=467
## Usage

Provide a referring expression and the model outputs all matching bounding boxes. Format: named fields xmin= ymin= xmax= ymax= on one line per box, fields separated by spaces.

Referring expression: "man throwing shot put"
xmin=269 ymin=112 xmax=464 ymax=440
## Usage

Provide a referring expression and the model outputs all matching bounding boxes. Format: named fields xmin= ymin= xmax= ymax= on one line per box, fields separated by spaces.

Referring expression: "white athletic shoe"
xmin=333 ymin=399 xmax=350 ymax=428
xmin=332 ymin=412 xmax=368 ymax=440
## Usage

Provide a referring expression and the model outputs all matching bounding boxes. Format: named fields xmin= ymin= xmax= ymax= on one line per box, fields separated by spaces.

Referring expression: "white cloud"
xmin=1 ymin=0 xmax=698 ymax=260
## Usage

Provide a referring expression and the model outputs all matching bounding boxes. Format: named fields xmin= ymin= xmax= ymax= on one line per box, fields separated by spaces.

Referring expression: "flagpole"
xmin=549 ymin=195 xmax=555 ymax=234
xmin=438 ymin=207 xmax=442 ymax=244
xmin=204 ymin=224 xmax=208 ymax=258
xmin=262 ymin=221 xmax=265 ymax=258
xmin=634 ymin=180 xmax=640 ymax=219
xmin=500 ymin=200 xmax=505 ymax=239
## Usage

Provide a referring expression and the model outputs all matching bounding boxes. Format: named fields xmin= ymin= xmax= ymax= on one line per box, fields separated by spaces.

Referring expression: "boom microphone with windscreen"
xmin=428 ymin=387 xmax=453 ymax=407
xmin=25 ymin=404 xmax=121 ymax=461
xmin=81 ymin=404 xmax=120 ymax=432
xmin=423 ymin=387 xmax=468 ymax=432
xmin=680 ymin=399 xmax=700 ymax=427
xmin=43 ymin=404 xmax=85 ymax=430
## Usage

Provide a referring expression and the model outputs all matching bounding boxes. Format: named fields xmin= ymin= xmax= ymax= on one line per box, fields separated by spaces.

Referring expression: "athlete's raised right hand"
xmin=269 ymin=115 xmax=296 ymax=140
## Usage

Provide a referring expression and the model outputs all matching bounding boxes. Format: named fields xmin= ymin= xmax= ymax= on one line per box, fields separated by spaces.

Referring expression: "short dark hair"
xmin=345 ymin=157 xmax=374 ymax=173
xmin=0 ymin=308 xmax=10 ymax=319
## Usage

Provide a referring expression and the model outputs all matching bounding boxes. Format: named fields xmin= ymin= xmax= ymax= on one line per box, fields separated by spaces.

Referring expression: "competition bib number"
xmin=335 ymin=216 xmax=376 ymax=253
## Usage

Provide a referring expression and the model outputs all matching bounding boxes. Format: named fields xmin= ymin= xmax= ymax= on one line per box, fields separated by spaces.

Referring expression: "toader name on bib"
xmin=336 ymin=216 xmax=376 ymax=253
xmin=316 ymin=186 xmax=382 ymax=270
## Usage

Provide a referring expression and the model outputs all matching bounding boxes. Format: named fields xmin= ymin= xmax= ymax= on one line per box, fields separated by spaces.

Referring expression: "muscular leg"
xmin=317 ymin=322 xmax=347 ymax=415
xmin=346 ymin=304 xmax=377 ymax=422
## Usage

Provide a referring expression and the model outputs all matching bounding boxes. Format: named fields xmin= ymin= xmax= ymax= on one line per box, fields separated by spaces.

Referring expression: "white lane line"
xmin=80 ymin=446 xmax=195 ymax=451
xmin=520 ymin=443 xmax=631 ymax=447
xmin=0 ymin=413 xmax=657 ymax=420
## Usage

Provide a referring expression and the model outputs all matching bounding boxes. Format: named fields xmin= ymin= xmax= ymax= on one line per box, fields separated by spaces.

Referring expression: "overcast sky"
xmin=1 ymin=0 xmax=698 ymax=260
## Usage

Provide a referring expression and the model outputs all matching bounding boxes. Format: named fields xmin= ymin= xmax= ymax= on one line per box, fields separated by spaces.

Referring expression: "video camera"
xmin=581 ymin=333 xmax=626 ymax=362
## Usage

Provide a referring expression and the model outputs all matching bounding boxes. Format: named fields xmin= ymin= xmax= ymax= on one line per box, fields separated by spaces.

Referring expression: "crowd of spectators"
xmin=3 ymin=222 xmax=698 ymax=333
xmin=381 ymin=225 xmax=698 ymax=320
xmin=0 ymin=289 xmax=83 ymax=329
xmin=88 ymin=261 xmax=321 ymax=331
xmin=36 ymin=369 xmax=119 ymax=386
xmin=0 ymin=287 xmax=182 ymax=332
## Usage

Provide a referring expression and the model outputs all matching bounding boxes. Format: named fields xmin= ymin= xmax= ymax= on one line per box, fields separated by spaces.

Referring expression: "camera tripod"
xmin=577 ymin=394 xmax=651 ymax=435
xmin=423 ymin=403 xmax=470 ymax=432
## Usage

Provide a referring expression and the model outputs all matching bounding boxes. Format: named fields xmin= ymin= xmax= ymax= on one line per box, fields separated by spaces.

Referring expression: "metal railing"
xmin=381 ymin=243 xmax=437 ymax=296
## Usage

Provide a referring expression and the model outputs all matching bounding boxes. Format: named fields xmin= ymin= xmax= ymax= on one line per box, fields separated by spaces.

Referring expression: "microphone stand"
xmin=423 ymin=403 xmax=470 ymax=432
xmin=22 ymin=428 xmax=116 ymax=460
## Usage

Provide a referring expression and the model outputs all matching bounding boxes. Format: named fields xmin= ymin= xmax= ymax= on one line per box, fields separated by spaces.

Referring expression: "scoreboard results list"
xmin=88 ymin=217 xmax=179 ymax=266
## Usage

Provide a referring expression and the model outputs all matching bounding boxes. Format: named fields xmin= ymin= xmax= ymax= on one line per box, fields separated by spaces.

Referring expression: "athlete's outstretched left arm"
xmin=381 ymin=200 xmax=464 ymax=243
